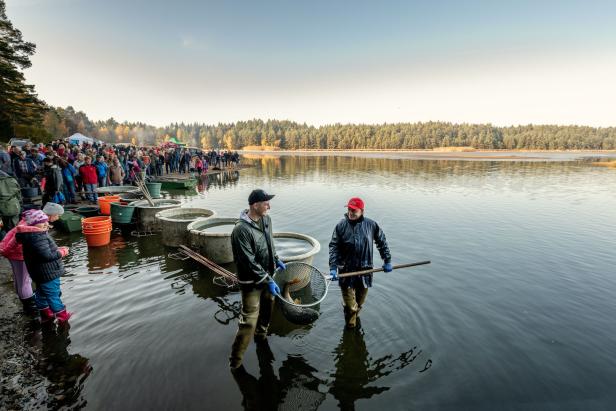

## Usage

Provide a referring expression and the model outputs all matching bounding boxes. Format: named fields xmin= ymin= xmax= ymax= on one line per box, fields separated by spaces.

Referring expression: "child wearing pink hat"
xmin=15 ymin=210 xmax=71 ymax=324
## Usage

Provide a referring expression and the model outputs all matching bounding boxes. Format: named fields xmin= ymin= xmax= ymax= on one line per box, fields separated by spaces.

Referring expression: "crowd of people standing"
xmin=0 ymin=139 xmax=240 ymax=214
xmin=0 ymin=139 xmax=240 ymax=325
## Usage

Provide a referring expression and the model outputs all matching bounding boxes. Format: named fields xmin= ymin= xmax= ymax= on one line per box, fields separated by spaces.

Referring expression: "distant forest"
xmin=39 ymin=106 xmax=616 ymax=150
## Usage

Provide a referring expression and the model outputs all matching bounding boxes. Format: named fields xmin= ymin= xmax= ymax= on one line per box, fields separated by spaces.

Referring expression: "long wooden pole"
xmin=179 ymin=245 xmax=238 ymax=283
xmin=136 ymin=175 xmax=155 ymax=206
xmin=337 ymin=261 xmax=431 ymax=278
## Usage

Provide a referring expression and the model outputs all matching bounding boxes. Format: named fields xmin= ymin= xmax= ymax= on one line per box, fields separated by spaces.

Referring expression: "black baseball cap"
xmin=248 ymin=189 xmax=275 ymax=205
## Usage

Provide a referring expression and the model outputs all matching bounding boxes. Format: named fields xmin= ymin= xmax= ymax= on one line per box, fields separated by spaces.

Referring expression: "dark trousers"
xmin=229 ymin=286 xmax=275 ymax=368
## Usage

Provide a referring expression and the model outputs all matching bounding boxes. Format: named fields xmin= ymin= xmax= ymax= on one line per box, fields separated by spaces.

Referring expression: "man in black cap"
xmin=229 ymin=189 xmax=285 ymax=370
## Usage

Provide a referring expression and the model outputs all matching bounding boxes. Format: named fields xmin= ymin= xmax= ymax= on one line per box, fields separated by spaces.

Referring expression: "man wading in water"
xmin=329 ymin=197 xmax=392 ymax=328
xmin=229 ymin=189 xmax=285 ymax=371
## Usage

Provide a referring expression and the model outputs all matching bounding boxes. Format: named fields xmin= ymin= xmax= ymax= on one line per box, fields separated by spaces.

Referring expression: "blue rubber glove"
xmin=330 ymin=268 xmax=338 ymax=280
xmin=383 ymin=262 xmax=393 ymax=273
xmin=276 ymin=260 xmax=286 ymax=271
xmin=267 ymin=280 xmax=281 ymax=296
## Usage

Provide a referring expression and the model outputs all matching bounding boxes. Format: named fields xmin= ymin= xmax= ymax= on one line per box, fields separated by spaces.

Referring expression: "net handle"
xmin=336 ymin=261 xmax=431 ymax=278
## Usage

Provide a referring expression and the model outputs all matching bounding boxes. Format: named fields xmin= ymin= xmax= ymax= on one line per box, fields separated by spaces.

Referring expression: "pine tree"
xmin=0 ymin=0 xmax=47 ymax=138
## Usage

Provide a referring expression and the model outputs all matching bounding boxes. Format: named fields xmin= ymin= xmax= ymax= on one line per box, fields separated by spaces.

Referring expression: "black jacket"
xmin=329 ymin=214 xmax=391 ymax=288
xmin=43 ymin=164 xmax=64 ymax=194
xmin=231 ymin=210 xmax=279 ymax=288
xmin=15 ymin=229 xmax=64 ymax=284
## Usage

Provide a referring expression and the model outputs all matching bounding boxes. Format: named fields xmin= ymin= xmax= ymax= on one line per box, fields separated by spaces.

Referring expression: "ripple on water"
xmin=44 ymin=157 xmax=616 ymax=410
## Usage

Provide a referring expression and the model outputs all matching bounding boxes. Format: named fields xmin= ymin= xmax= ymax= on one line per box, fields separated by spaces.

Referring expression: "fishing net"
xmin=273 ymin=262 xmax=329 ymax=325
xmin=212 ymin=275 xmax=239 ymax=290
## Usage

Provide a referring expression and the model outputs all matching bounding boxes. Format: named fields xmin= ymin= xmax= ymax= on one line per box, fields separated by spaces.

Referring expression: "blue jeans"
xmin=34 ymin=277 xmax=65 ymax=313
xmin=84 ymin=183 xmax=98 ymax=202
xmin=64 ymin=180 xmax=76 ymax=203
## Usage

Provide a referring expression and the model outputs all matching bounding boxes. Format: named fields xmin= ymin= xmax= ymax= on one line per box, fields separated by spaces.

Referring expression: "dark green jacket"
xmin=231 ymin=209 xmax=279 ymax=287
xmin=0 ymin=170 xmax=21 ymax=217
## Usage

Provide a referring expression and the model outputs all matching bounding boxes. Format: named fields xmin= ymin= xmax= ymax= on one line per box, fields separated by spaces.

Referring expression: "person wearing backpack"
xmin=0 ymin=169 xmax=22 ymax=235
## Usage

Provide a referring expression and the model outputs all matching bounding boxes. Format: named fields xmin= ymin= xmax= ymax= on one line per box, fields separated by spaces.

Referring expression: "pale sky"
xmin=7 ymin=0 xmax=616 ymax=127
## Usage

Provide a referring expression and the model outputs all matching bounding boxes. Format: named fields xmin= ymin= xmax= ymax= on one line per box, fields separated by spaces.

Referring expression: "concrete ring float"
xmin=128 ymin=199 xmax=184 ymax=233
xmin=273 ymin=232 xmax=321 ymax=265
xmin=155 ymin=207 xmax=217 ymax=247
xmin=187 ymin=217 xmax=238 ymax=264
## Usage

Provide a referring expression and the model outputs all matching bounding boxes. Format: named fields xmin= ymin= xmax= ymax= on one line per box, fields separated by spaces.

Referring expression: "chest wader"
xmin=341 ymin=283 xmax=368 ymax=329
xmin=229 ymin=285 xmax=275 ymax=369
xmin=229 ymin=219 xmax=275 ymax=370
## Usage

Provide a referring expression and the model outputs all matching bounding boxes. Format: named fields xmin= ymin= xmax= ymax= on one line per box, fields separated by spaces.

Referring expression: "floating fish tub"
xmin=75 ymin=205 xmax=100 ymax=218
xmin=95 ymin=185 xmax=140 ymax=195
xmin=119 ymin=191 xmax=143 ymax=203
xmin=155 ymin=207 xmax=216 ymax=247
xmin=145 ymin=182 xmax=162 ymax=199
xmin=273 ymin=232 xmax=321 ymax=265
xmin=187 ymin=217 xmax=237 ymax=264
xmin=187 ymin=219 xmax=320 ymax=266
xmin=129 ymin=199 xmax=183 ymax=232
xmin=63 ymin=204 xmax=80 ymax=213
xmin=154 ymin=178 xmax=197 ymax=190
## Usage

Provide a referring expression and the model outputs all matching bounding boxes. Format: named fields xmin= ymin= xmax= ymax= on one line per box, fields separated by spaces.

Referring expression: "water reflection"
xmin=200 ymin=170 xmax=241 ymax=193
xmin=229 ymin=323 xmax=430 ymax=411
xmin=190 ymin=269 xmax=316 ymax=335
xmin=163 ymin=259 xmax=244 ymax=324
xmin=86 ymin=235 xmax=128 ymax=271
xmin=41 ymin=153 xmax=616 ymax=409
xmin=231 ymin=339 xmax=325 ymax=411
xmin=244 ymin=155 xmax=594 ymax=183
xmin=28 ymin=324 xmax=92 ymax=409
xmin=329 ymin=324 xmax=428 ymax=410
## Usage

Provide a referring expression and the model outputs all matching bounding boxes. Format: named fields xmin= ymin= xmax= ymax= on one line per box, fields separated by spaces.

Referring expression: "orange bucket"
xmin=82 ymin=216 xmax=112 ymax=230
xmin=83 ymin=226 xmax=112 ymax=247
xmin=98 ymin=196 xmax=121 ymax=215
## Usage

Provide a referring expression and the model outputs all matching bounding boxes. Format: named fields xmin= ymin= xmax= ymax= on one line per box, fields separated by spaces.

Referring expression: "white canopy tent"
xmin=66 ymin=133 xmax=95 ymax=145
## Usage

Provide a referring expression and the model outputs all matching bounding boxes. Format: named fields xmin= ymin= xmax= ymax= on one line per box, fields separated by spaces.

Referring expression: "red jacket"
xmin=79 ymin=164 xmax=98 ymax=184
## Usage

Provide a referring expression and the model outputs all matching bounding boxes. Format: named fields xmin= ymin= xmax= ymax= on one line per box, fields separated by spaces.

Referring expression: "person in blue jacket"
xmin=329 ymin=197 xmax=392 ymax=328
xmin=94 ymin=155 xmax=109 ymax=187
xmin=60 ymin=159 xmax=77 ymax=204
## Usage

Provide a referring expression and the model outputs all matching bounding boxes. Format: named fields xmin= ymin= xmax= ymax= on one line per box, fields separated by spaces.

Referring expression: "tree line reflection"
xmin=244 ymin=156 xmax=593 ymax=182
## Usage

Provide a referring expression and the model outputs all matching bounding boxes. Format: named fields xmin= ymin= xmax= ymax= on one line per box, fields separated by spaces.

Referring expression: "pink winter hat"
xmin=25 ymin=210 xmax=49 ymax=226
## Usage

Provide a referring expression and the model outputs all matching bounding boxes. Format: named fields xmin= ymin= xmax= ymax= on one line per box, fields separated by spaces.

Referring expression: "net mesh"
xmin=273 ymin=262 xmax=329 ymax=325
xmin=273 ymin=262 xmax=328 ymax=307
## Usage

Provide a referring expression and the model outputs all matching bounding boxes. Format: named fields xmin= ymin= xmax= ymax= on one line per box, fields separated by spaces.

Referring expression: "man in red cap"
xmin=329 ymin=197 xmax=392 ymax=328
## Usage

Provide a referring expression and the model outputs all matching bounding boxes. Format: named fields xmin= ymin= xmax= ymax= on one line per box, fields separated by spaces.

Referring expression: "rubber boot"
xmin=229 ymin=330 xmax=250 ymax=371
xmin=39 ymin=307 xmax=55 ymax=323
xmin=229 ymin=356 xmax=243 ymax=372
xmin=55 ymin=309 xmax=72 ymax=324
xmin=20 ymin=296 xmax=39 ymax=318
xmin=343 ymin=305 xmax=357 ymax=329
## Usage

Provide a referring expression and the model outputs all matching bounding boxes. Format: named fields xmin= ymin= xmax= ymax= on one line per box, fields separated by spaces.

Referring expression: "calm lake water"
xmin=23 ymin=153 xmax=616 ymax=410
